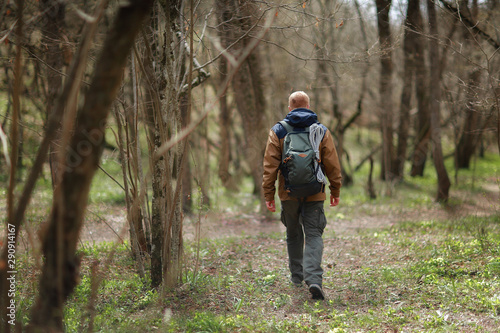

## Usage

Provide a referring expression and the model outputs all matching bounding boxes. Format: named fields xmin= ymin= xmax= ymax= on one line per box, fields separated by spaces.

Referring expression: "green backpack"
xmin=279 ymin=121 xmax=325 ymax=198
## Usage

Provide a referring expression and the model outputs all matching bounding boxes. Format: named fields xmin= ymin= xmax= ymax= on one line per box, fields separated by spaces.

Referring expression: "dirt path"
xmin=78 ymin=184 xmax=498 ymax=244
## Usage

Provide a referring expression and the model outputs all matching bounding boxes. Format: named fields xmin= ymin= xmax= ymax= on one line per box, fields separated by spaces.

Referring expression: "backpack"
xmin=279 ymin=121 xmax=326 ymax=198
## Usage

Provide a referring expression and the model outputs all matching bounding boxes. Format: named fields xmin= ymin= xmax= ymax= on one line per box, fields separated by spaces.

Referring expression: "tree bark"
xmin=159 ymin=0 xmax=184 ymax=291
xmin=217 ymin=0 xmax=268 ymax=210
xmin=180 ymin=93 xmax=193 ymax=214
xmin=455 ymin=0 xmax=483 ymax=169
xmin=411 ymin=2 xmax=458 ymax=177
xmin=27 ymin=1 xmax=153 ymax=330
xmin=375 ymin=0 xmax=395 ymax=181
xmin=216 ymin=1 xmax=235 ymax=190
xmin=126 ymin=58 xmax=148 ymax=255
xmin=427 ymin=0 xmax=451 ymax=202
xmin=394 ymin=0 xmax=420 ymax=179
xmin=410 ymin=5 xmax=431 ymax=177
xmin=218 ymin=60 xmax=233 ymax=187
xmin=113 ymin=103 xmax=146 ymax=277
xmin=141 ymin=26 xmax=167 ymax=289
xmin=40 ymin=0 xmax=66 ymax=187
xmin=456 ymin=69 xmax=483 ymax=168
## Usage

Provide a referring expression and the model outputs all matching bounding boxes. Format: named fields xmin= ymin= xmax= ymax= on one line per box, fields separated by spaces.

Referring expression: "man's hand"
xmin=330 ymin=195 xmax=340 ymax=207
xmin=266 ymin=200 xmax=276 ymax=212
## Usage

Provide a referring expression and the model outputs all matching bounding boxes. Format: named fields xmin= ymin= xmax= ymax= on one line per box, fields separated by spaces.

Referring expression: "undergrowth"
xmin=2 ymin=146 xmax=499 ymax=332
xmin=10 ymin=212 xmax=500 ymax=332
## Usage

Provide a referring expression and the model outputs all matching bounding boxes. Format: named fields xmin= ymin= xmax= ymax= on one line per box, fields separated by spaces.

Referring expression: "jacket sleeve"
xmin=320 ymin=129 xmax=342 ymax=198
xmin=262 ymin=129 xmax=282 ymax=202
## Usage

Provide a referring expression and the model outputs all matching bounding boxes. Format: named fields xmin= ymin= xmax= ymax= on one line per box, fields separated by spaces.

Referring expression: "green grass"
xmin=2 ymin=126 xmax=499 ymax=331
xmin=11 ymin=213 xmax=500 ymax=332
xmin=89 ymin=154 xmax=126 ymax=205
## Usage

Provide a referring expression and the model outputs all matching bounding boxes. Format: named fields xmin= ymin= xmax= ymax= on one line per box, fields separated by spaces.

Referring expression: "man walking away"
xmin=262 ymin=91 xmax=342 ymax=300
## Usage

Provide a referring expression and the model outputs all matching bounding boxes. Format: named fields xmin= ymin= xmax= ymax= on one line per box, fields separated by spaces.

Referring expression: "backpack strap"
xmin=279 ymin=120 xmax=292 ymax=133
xmin=279 ymin=120 xmax=311 ymax=133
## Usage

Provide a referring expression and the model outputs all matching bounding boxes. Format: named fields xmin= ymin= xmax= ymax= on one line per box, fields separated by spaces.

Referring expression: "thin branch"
xmin=86 ymin=209 xmax=125 ymax=243
xmin=438 ymin=0 xmax=500 ymax=50
xmin=98 ymin=164 xmax=125 ymax=191
xmin=199 ymin=6 xmax=271 ymax=69
xmin=0 ymin=19 xmax=18 ymax=44
xmin=155 ymin=8 xmax=277 ymax=159
xmin=176 ymin=30 xmax=211 ymax=96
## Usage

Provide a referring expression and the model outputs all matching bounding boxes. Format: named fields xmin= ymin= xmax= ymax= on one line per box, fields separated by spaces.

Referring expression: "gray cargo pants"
xmin=281 ymin=200 xmax=327 ymax=287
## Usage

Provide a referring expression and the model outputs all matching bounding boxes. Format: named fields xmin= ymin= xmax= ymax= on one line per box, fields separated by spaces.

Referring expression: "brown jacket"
xmin=262 ymin=116 xmax=342 ymax=202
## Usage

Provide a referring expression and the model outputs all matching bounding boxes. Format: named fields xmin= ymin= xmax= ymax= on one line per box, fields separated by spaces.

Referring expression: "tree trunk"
xmin=27 ymin=1 xmax=153 ymax=331
xmin=427 ymin=0 xmax=451 ymax=202
xmin=315 ymin=33 xmax=354 ymax=185
xmin=410 ymin=16 xmax=431 ymax=178
xmin=232 ymin=53 xmax=267 ymax=202
xmin=411 ymin=0 xmax=457 ymax=177
xmin=40 ymin=0 xmax=66 ymax=187
xmin=161 ymin=1 xmax=184 ymax=291
xmin=217 ymin=0 xmax=267 ymax=211
xmin=218 ymin=65 xmax=233 ymax=187
xmin=216 ymin=1 xmax=235 ymax=190
xmin=126 ymin=58 xmax=148 ymax=255
xmin=149 ymin=122 xmax=167 ymax=289
xmin=455 ymin=0 xmax=483 ymax=169
xmin=141 ymin=27 xmax=167 ymax=289
xmin=375 ymin=0 xmax=395 ymax=181
xmin=456 ymin=69 xmax=483 ymax=168
xmin=180 ymin=93 xmax=193 ymax=214
xmin=113 ymin=103 xmax=146 ymax=276
xmin=395 ymin=0 xmax=420 ymax=179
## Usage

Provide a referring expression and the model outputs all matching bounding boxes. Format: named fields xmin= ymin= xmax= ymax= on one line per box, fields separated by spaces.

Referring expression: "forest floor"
xmin=80 ymin=178 xmax=499 ymax=243
xmin=2 ymin=158 xmax=500 ymax=332
xmin=60 ymin=175 xmax=499 ymax=332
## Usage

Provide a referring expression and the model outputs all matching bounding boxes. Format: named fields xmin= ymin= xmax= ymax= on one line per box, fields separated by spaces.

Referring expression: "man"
xmin=262 ymin=91 xmax=342 ymax=300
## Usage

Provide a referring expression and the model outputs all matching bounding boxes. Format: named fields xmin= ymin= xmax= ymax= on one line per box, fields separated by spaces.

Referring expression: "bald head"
xmin=288 ymin=91 xmax=310 ymax=110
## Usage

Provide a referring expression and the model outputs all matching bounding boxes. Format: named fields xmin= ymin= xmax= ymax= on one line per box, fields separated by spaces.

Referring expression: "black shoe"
xmin=309 ymin=284 xmax=325 ymax=300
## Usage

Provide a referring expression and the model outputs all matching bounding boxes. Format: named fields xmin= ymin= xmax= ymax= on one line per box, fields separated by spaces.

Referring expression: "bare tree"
xmin=216 ymin=0 xmax=234 ymax=190
xmin=313 ymin=0 xmax=365 ymax=187
xmin=375 ymin=0 xmax=396 ymax=182
xmin=410 ymin=0 xmax=431 ymax=177
xmin=136 ymin=1 xmax=183 ymax=289
xmin=113 ymin=89 xmax=148 ymax=275
xmin=139 ymin=0 xmax=209 ymax=289
xmin=438 ymin=0 xmax=500 ymax=155
xmin=427 ymin=0 xmax=451 ymax=202
xmin=217 ymin=0 xmax=268 ymax=211
xmin=394 ymin=0 xmax=421 ymax=179
xmin=40 ymin=0 xmax=66 ymax=186
xmin=451 ymin=1 xmax=488 ymax=168
xmin=26 ymin=1 xmax=154 ymax=330
xmin=411 ymin=2 xmax=459 ymax=177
